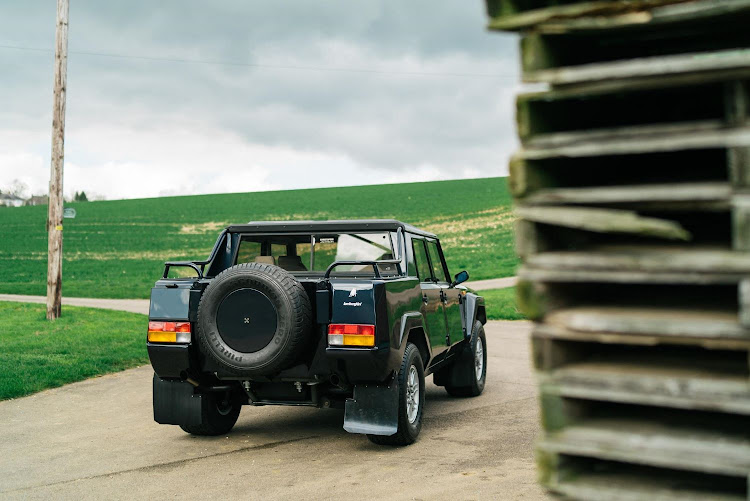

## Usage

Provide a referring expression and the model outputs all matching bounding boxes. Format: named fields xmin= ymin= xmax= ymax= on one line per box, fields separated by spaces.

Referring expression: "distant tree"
xmin=74 ymin=191 xmax=88 ymax=202
xmin=8 ymin=179 xmax=28 ymax=198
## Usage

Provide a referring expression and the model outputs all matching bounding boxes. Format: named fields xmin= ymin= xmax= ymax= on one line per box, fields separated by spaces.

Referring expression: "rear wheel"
xmin=444 ymin=321 xmax=487 ymax=397
xmin=368 ymin=343 xmax=425 ymax=446
xmin=179 ymin=391 xmax=241 ymax=436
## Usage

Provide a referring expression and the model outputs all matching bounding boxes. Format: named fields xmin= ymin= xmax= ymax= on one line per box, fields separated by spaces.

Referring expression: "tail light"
xmin=148 ymin=321 xmax=191 ymax=343
xmin=328 ymin=324 xmax=375 ymax=347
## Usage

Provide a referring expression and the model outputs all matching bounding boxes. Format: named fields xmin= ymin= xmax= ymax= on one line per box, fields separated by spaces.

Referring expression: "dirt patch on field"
xmin=259 ymin=212 xmax=332 ymax=221
xmin=420 ymin=207 xmax=515 ymax=235
xmin=179 ymin=221 xmax=230 ymax=234
xmin=64 ymin=250 xmax=212 ymax=261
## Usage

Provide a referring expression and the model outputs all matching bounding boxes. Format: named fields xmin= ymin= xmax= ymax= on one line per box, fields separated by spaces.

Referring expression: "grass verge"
xmin=0 ymin=302 xmax=148 ymax=400
xmin=481 ymin=287 xmax=526 ymax=321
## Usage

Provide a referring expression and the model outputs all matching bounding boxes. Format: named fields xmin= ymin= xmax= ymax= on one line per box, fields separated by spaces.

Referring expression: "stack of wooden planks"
xmin=485 ymin=1 xmax=750 ymax=499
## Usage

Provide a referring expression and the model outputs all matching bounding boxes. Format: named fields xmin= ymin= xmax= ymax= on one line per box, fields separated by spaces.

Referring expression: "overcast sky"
xmin=0 ymin=1 xmax=519 ymax=200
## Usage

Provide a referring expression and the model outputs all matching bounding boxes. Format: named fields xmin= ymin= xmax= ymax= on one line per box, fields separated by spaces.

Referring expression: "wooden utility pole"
xmin=46 ymin=0 xmax=69 ymax=320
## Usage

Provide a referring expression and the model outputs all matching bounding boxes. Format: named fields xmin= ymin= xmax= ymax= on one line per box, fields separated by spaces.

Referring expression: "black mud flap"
xmin=153 ymin=375 xmax=203 ymax=427
xmin=343 ymin=376 xmax=398 ymax=436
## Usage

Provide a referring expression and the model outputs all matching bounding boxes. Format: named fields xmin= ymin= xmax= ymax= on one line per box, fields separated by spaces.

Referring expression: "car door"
xmin=425 ymin=239 xmax=464 ymax=346
xmin=411 ymin=237 xmax=449 ymax=357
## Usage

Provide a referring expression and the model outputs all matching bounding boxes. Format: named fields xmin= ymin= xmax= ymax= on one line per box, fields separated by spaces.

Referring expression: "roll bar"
xmin=162 ymin=229 xmax=228 ymax=279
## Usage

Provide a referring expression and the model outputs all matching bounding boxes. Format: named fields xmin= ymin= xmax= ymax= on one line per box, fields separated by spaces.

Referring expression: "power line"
xmin=0 ymin=43 xmax=518 ymax=79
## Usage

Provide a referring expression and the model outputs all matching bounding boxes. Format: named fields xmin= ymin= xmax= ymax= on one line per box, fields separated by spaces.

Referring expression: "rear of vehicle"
xmin=148 ymin=220 xmax=485 ymax=445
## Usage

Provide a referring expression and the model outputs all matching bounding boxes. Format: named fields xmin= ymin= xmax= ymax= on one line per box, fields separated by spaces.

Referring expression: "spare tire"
xmin=196 ymin=262 xmax=312 ymax=376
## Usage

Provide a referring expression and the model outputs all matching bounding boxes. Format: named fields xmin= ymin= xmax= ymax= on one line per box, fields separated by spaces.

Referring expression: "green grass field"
xmin=0 ymin=177 xmax=516 ymax=299
xmin=0 ymin=302 xmax=147 ymax=400
xmin=482 ymin=287 xmax=525 ymax=321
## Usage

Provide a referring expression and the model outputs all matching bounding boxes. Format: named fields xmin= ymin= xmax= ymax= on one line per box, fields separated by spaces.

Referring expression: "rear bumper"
xmin=148 ymin=342 xmax=399 ymax=385
xmin=148 ymin=343 xmax=192 ymax=379
xmin=325 ymin=345 xmax=395 ymax=383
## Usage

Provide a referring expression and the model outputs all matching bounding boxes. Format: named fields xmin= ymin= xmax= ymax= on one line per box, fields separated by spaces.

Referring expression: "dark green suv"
xmin=148 ymin=220 xmax=487 ymax=445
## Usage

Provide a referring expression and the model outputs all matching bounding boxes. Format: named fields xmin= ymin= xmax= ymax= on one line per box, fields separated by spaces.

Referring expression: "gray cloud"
xmin=0 ymin=0 xmax=519 ymax=198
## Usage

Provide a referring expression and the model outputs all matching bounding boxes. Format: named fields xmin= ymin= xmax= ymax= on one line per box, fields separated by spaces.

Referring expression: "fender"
xmin=462 ymin=292 xmax=486 ymax=340
xmin=395 ymin=311 xmax=431 ymax=359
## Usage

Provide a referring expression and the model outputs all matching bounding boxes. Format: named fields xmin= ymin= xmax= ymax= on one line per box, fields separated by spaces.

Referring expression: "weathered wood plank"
xmin=530 ymin=0 xmax=750 ymax=35
xmin=728 ymin=147 xmax=750 ymax=188
xmin=520 ymin=121 xmax=750 ymax=160
xmin=542 ymin=306 xmax=750 ymax=342
xmin=524 ymin=48 xmax=750 ymax=86
xmin=525 ymin=246 xmax=750 ymax=275
xmin=521 ymin=182 xmax=731 ymax=208
xmin=517 ymin=122 xmax=750 ymax=160
xmin=725 ymin=81 xmax=750 ymax=125
xmin=519 ymin=265 xmax=743 ymax=284
xmin=539 ymin=416 xmax=750 ymax=476
xmin=536 ymin=360 xmax=750 ymax=414
xmin=486 ymin=0 xmax=691 ymax=31
xmin=739 ymin=279 xmax=750 ymax=328
xmin=732 ymin=195 xmax=750 ymax=251
xmin=542 ymin=460 xmax=747 ymax=501
xmin=516 ymin=206 xmax=690 ymax=239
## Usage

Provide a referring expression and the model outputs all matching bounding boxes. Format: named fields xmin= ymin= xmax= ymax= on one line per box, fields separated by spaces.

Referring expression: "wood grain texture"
xmin=46 ymin=0 xmax=69 ymax=320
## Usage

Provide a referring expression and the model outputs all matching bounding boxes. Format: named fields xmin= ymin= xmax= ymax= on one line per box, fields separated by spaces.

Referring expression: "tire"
xmin=444 ymin=321 xmax=487 ymax=398
xmin=179 ymin=390 xmax=241 ymax=436
xmin=367 ymin=343 xmax=425 ymax=446
xmin=196 ymin=262 xmax=312 ymax=377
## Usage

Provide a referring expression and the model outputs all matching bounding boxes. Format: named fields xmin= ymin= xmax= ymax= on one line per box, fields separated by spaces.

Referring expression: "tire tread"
xmin=196 ymin=262 xmax=312 ymax=376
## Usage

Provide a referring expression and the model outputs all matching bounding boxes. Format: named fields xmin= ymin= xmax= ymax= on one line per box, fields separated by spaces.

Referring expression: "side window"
xmin=271 ymin=244 xmax=287 ymax=262
xmin=236 ymin=240 xmax=261 ymax=263
xmin=412 ymin=239 xmax=433 ymax=282
xmin=426 ymin=240 xmax=450 ymax=283
xmin=296 ymin=242 xmax=312 ymax=270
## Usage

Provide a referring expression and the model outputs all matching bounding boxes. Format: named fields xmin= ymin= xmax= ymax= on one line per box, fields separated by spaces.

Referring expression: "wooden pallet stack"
xmin=485 ymin=0 xmax=750 ymax=499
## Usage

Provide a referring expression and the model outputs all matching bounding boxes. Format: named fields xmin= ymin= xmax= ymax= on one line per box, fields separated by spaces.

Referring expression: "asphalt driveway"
xmin=0 ymin=320 xmax=547 ymax=500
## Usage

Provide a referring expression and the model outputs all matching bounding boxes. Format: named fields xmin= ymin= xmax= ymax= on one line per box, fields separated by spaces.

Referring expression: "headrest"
xmin=254 ymin=256 xmax=276 ymax=265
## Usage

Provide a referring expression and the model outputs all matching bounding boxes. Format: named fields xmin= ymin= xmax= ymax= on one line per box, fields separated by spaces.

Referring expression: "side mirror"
xmin=450 ymin=270 xmax=469 ymax=288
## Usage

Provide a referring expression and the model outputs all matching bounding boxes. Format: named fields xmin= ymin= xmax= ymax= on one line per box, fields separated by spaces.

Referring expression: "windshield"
xmin=235 ymin=232 xmax=399 ymax=276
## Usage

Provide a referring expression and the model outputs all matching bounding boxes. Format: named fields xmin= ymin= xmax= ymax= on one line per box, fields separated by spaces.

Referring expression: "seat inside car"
xmin=278 ymin=255 xmax=307 ymax=271
xmin=254 ymin=256 xmax=276 ymax=265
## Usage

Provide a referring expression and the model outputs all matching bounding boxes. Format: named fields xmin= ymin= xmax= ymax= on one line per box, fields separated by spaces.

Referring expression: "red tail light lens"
xmin=148 ymin=321 xmax=191 ymax=343
xmin=328 ymin=324 xmax=375 ymax=347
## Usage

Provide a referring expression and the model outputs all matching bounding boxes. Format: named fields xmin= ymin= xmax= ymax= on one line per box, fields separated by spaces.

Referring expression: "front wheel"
xmin=444 ymin=321 xmax=487 ymax=397
xmin=367 ymin=343 xmax=425 ymax=446
xmin=179 ymin=390 xmax=241 ymax=436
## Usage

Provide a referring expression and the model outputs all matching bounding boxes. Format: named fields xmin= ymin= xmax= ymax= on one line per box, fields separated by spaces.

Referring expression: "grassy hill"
xmin=0 ymin=177 xmax=516 ymax=299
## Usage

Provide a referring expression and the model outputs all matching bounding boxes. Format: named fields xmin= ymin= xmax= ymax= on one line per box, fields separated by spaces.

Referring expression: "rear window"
xmin=235 ymin=232 xmax=397 ymax=276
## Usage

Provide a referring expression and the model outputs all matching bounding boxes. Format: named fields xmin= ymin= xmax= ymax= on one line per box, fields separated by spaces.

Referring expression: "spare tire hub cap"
xmin=216 ymin=288 xmax=278 ymax=353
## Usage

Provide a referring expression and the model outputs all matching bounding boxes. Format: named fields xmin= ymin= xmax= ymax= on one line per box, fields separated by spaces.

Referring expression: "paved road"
xmin=0 ymin=276 xmax=517 ymax=317
xmin=0 ymin=294 xmax=150 ymax=315
xmin=466 ymin=276 xmax=517 ymax=291
xmin=0 ymin=321 xmax=547 ymax=501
